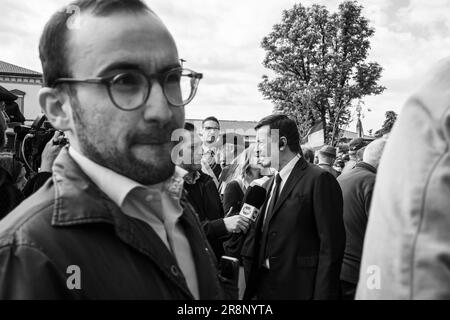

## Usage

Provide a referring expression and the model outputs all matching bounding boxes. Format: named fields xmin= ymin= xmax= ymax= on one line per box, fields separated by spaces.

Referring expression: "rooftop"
xmin=0 ymin=60 xmax=42 ymax=78
xmin=186 ymin=118 xmax=257 ymax=133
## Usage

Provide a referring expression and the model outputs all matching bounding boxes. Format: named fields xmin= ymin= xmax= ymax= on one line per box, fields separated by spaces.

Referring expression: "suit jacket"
xmin=242 ymin=157 xmax=345 ymax=300
xmin=184 ymin=172 xmax=228 ymax=261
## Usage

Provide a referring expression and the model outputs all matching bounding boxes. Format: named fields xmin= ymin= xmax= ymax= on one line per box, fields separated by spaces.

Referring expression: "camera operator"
xmin=1 ymin=113 xmax=65 ymax=219
xmin=22 ymin=131 xmax=65 ymax=198
xmin=0 ymin=109 xmax=23 ymax=219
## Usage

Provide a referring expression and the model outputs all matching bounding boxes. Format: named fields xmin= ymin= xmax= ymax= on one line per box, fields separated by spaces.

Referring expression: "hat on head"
xmin=319 ymin=145 xmax=337 ymax=158
xmin=348 ymin=137 xmax=365 ymax=154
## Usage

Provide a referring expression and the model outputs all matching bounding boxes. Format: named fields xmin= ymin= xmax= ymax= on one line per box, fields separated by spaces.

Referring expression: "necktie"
xmin=259 ymin=173 xmax=282 ymax=267
xmin=263 ymin=173 xmax=282 ymax=227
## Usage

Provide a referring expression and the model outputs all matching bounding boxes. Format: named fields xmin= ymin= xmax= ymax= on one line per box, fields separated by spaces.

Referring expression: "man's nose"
xmin=142 ymin=80 xmax=174 ymax=122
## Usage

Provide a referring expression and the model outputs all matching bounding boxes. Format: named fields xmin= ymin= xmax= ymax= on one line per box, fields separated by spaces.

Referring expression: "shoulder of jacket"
xmin=0 ymin=186 xmax=55 ymax=249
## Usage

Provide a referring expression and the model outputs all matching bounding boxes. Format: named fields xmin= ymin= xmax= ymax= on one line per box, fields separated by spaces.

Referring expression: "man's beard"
xmin=70 ymin=96 xmax=180 ymax=185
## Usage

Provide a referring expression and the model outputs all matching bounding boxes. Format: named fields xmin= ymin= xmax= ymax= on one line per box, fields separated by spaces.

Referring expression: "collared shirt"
xmin=277 ymin=154 xmax=301 ymax=196
xmin=68 ymin=147 xmax=200 ymax=299
xmin=262 ymin=154 xmax=301 ymax=269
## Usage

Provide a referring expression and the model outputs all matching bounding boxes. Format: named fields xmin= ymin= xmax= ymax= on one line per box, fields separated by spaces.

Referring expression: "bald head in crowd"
xmin=362 ymin=138 xmax=387 ymax=169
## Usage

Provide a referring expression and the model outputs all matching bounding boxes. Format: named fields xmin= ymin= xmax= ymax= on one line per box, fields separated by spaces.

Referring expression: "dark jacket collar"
xmin=51 ymin=147 xmax=114 ymax=226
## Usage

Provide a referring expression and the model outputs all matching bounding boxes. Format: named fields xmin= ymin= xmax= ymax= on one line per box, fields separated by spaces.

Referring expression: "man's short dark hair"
xmin=202 ymin=116 xmax=220 ymax=128
xmin=255 ymin=114 xmax=301 ymax=154
xmin=184 ymin=122 xmax=195 ymax=132
xmin=39 ymin=0 xmax=151 ymax=87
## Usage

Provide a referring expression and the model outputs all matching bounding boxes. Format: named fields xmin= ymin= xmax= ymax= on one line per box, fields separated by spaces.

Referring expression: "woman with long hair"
xmin=222 ymin=145 xmax=261 ymax=215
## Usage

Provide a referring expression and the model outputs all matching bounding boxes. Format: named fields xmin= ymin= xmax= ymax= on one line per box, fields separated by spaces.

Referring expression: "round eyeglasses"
xmin=53 ymin=67 xmax=203 ymax=111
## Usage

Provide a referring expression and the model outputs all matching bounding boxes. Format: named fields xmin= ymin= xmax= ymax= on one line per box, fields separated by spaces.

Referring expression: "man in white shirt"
xmin=201 ymin=116 xmax=223 ymax=188
xmin=0 ymin=0 xmax=225 ymax=299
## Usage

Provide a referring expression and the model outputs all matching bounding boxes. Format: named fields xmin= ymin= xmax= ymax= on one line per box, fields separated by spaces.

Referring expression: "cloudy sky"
xmin=1 ymin=0 xmax=449 ymax=133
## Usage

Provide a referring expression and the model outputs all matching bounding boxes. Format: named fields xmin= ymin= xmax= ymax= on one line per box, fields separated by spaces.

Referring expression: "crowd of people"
xmin=0 ymin=0 xmax=449 ymax=300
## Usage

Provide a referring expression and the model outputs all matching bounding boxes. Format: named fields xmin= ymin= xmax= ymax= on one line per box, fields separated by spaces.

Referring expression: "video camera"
xmin=14 ymin=114 xmax=67 ymax=175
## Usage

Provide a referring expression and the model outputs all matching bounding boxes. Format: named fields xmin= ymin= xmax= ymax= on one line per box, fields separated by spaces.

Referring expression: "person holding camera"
xmin=21 ymin=130 xmax=66 ymax=198
xmin=0 ymin=108 xmax=23 ymax=219
xmin=1 ymin=113 xmax=65 ymax=219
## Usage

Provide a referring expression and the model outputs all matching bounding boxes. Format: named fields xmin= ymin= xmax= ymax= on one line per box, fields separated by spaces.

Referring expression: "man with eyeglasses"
xmin=201 ymin=116 xmax=222 ymax=188
xmin=0 ymin=0 xmax=226 ymax=299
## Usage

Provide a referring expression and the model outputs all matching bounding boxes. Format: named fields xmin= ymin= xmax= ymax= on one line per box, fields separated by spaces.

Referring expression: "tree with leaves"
xmin=259 ymin=0 xmax=385 ymax=145
xmin=375 ymin=110 xmax=397 ymax=137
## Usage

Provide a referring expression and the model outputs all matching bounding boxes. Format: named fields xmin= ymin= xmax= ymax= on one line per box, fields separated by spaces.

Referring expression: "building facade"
xmin=186 ymin=118 xmax=257 ymax=146
xmin=0 ymin=60 xmax=43 ymax=122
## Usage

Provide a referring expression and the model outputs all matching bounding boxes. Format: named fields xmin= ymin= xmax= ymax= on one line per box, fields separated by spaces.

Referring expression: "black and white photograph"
xmin=0 ymin=0 xmax=449 ymax=308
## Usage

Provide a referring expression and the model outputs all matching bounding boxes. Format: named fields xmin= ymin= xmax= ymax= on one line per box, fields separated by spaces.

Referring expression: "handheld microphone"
xmin=239 ymin=185 xmax=267 ymax=222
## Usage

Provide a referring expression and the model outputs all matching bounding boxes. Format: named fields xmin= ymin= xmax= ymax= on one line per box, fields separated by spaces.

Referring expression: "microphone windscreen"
xmin=243 ymin=185 xmax=266 ymax=209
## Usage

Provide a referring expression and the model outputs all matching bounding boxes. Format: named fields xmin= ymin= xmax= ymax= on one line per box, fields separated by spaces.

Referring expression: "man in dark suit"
xmin=179 ymin=123 xmax=251 ymax=260
xmin=242 ymin=114 xmax=345 ymax=300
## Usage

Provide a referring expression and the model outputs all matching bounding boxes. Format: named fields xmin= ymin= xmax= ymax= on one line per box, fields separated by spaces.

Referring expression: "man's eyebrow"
xmin=97 ymin=62 xmax=141 ymax=75
xmin=98 ymin=62 xmax=182 ymax=76
xmin=158 ymin=63 xmax=182 ymax=73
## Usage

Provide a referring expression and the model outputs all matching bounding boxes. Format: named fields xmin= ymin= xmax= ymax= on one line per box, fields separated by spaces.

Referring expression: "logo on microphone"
xmin=240 ymin=203 xmax=260 ymax=222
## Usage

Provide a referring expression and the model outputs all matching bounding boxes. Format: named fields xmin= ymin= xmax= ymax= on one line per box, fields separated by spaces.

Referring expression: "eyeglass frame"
xmin=204 ymin=126 xmax=220 ymax=131
xmin=52 ymin=67 xmax=203 ymax=111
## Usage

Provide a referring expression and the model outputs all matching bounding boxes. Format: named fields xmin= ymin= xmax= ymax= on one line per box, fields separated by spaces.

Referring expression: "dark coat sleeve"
xmin=222 ymin=184 xmax=250 ymax=261
xmin=363 ymin=176 xmax=375 ymax=217
xmin=198 ymin=178 xmax=228 ymax=241
xmin=0 ymin=245 xmax=73 ymax=299
xmin=222 ymin=180 xmax=243 ymax=215
xmin=313 ymin=171 xmax=346 ymax=299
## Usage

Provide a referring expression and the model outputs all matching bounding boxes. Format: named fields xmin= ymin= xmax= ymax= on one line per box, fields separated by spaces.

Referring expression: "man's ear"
xmin=279 ymin=136 xmax=287 ymax=151
xmin=39 ymin=87 xmax=73 ymax=131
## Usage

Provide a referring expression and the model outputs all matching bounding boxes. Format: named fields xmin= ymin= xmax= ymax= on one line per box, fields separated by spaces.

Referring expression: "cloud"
xmin=1 ymin=0 xmax=449 ymax=131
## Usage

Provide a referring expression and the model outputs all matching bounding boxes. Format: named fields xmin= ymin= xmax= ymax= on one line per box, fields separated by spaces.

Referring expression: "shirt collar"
xmin=69 ymin=147 xmax=187 ymax=208
xmin=318 ymin=163 xmax=332 ymax=167
xmin=278 ymin=154 xmax=301 ymax=182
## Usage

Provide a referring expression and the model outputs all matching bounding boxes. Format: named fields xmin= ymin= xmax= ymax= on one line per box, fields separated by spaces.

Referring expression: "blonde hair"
xmin=223 ymin=145 xmax=258 ymax=185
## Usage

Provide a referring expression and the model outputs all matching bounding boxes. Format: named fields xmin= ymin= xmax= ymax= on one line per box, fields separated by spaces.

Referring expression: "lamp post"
xmin=330 ymin=99 xmax=364 ymax=146
xmin=356 ymin=102 xmax=363 ymax=138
